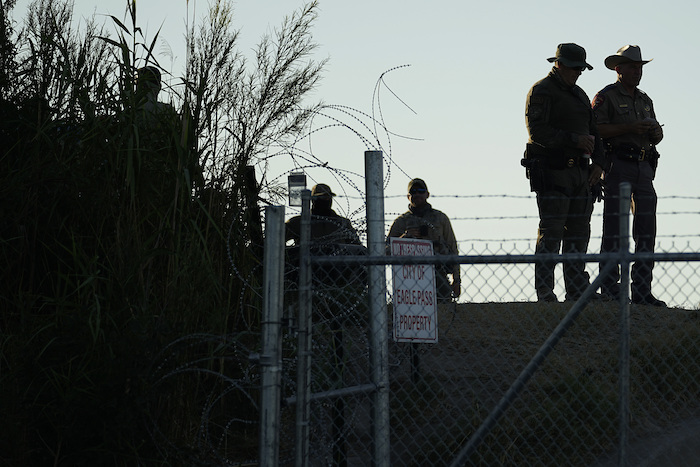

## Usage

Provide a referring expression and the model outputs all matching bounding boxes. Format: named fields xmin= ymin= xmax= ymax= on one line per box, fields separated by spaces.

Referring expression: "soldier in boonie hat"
xmin=524 ymin=43 xmax=605 ymax=303
xmin=547 ymin=43 xmax=593 ymax=71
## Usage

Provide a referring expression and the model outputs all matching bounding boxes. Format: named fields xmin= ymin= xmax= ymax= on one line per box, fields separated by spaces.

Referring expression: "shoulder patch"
xmin=592 ymin=83 xmax=616 ymax=110
xmin=592 ymin=93 xmax=605 ymax=109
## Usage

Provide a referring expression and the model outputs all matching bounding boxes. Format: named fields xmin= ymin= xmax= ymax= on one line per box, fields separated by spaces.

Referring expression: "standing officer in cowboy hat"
xmin=592 ymin=45 xmax=666 ymax=306
xmin=523 ymin=43 xmax=607 ymax=302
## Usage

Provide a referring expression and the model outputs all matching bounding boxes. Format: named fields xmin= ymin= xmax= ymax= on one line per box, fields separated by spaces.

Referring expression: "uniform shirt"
xmin=387 ymin=203 xmax=460 ymax=280
xmin=285 ymin=208 xmax=361 ymax=246
xmin=592 ymin=81 xmax=658 ymax=151
xmin=525 ymin=67 xmax=605 ymax=167
xmin=285 ymin=208 xmax=365 ymax=289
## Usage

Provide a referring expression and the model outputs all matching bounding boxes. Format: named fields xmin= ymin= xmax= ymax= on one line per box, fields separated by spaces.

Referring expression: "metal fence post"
xmin=295 ymin=189 xmax=312 ymax=467
xmin=260 ymin=206 xmax=285 ymax=467
xmin=618 ymin=182 xmax=632 ymax=467
xmin=365 ymin=150 xmax=390 ymax=467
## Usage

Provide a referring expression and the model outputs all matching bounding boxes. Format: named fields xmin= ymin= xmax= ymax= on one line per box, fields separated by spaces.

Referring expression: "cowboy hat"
xmin=604 ymin=45 xmax=652 ymax=70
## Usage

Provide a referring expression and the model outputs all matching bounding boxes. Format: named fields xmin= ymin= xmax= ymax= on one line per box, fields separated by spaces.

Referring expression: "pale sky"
xmin=11 ymin=0 xmax=700 ymax=305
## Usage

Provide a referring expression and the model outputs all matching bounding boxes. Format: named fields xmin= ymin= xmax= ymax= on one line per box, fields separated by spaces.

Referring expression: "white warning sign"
xmin=390 ymin=237 xmax=438 ymax=343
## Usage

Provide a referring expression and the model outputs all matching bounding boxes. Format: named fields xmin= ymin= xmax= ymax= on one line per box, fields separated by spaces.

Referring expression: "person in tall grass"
xmin=134 ymin=65 xmax=202 ymax=195
xmin=135 ymin=65 xmax=178 ymax=139
xmin=136 ymin=66 xmax=173 ymax=116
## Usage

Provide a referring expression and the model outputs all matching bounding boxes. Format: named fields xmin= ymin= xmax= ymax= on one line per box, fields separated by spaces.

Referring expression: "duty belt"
xmin=613 ymin=145 xmax=648 ymax=161
xmin=565 ymin=155 xmax=589 ymax=168
xmin=544 ymin=154 xmax=589 ymax=169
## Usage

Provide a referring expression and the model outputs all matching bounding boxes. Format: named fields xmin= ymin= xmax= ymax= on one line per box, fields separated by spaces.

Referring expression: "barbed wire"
xmin=342 ymin=193 xmax=700 ymax=201
xmin=451 ymin=235 xmax=700 ymax=243
xmin=441 ymin=211 xmax=700 ymax=222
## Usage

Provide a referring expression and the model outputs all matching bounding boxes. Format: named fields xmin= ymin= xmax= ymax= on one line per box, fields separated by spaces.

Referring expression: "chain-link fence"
xmin=257 ymin=153 xmax=700 ymax=467
xmin=151 ymin=155 xmax=700 ymax=465
xmin=272 ymin=245 xmax=700 ymax=466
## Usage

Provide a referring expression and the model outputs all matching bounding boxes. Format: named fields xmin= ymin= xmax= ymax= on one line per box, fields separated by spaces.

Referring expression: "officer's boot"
xmin=631 ymin=261 xmax=666 ymax=307
xmin=535 ymin=259 xmax=557 ymax=302
xmin=599 ymin=260 xmax=621 ymax=300
xmin=535 ymin=271 xmax=557 ymax=302
xmin=563 ymin=240 xmax=592 ymax=301
xmin=535 ymin=230 xmax=559 ymax=302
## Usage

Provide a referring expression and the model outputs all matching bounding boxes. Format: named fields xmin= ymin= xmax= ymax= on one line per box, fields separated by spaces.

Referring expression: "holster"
xmin=522 ymin=144 xmax=549 ymax=192
xmin=649 ymin=146 xmax=660 ymax=173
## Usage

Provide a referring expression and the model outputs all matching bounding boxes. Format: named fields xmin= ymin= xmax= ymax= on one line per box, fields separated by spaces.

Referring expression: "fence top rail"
xmin=309 ymin=251 xmax=700 ymax=266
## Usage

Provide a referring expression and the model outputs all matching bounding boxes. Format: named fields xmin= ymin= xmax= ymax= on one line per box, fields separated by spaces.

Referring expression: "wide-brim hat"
xmin=605 ymin=45 xmax=652 ymax=70
xmin=311 ymin=183 xmax=336 ymax=198
xmin=547 ymin=43 xmax=593 ymax=70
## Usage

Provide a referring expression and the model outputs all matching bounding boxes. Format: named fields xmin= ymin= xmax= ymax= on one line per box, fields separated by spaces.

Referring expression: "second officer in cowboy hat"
xmin=592 ymin=45 xmax=666 ymax=306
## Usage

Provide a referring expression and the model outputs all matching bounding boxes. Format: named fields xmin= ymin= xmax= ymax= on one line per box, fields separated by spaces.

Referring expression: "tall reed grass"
xmin=0 ymin=0 xmax=324 ymax=464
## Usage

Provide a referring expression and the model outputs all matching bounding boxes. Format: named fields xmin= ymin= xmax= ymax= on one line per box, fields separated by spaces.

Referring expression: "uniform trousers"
xmin=600 ymin=159 xmax=657 ymax=298
xmin=535 ymin=165 xmax=593 ymax=301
